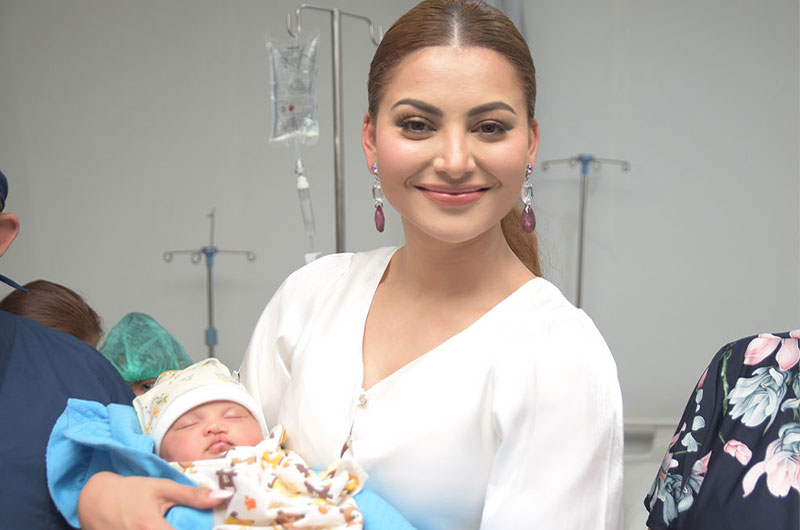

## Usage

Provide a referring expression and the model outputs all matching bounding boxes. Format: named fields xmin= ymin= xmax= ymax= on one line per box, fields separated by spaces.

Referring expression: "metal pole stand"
xmin=163 ymin=209 xmax=256 ymax=357
xmin=541 ymin=154 xmax=631 ymax=308
xmin=287 ymin=4 xmax=382 ymax=252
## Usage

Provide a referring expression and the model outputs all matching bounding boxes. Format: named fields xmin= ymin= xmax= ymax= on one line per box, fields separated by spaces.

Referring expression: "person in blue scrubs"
xmin=0 ymin=169 xmax=135 ymax=530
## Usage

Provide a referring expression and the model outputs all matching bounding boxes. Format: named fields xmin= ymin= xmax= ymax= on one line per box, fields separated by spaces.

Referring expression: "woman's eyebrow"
xmin=391 ymin=98 xmax=442 ymax=116
xmin=467 ymin=101 xmax=516 ymax=116
xmin=390 ymin=99 xmax=516 ymax=117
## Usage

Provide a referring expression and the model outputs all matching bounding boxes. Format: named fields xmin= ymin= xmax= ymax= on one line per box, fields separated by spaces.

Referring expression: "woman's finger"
xmin=78 ymin=473 xmax=225 ymax=530
xmin=155 ymin=480 xmax=227 ymax=511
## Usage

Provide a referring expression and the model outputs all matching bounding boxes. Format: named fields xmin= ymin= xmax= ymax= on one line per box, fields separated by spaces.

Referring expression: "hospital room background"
xmin=0 ymin=0 xmax=798 ymax=526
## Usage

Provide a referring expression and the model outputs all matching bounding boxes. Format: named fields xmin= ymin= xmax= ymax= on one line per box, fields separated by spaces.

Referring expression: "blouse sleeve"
xmin=481 ymin=308 xmax=624 ymax=529
xmin=239 ymin=254 xmax=351 ymax=427
xmin=239 ymin=279 xmax=292 ymax=428
xmin=644 ymin=330 xmax=800 ymax=530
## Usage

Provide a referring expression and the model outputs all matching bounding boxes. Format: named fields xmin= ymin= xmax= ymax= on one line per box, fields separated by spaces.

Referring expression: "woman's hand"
xmin=78 ymin=472 xmax=225 ymax=530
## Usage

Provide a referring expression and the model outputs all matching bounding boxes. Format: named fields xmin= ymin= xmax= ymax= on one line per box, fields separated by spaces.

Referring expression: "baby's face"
xmin=159 ymin=400 xmax=263 ymax=461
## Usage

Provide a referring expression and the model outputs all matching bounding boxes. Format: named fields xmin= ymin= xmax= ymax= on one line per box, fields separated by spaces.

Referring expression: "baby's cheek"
xmin=160 ymin=432 xmax=190 ymax=461
xmin=242 ymin=423 xmax=265 ymax=445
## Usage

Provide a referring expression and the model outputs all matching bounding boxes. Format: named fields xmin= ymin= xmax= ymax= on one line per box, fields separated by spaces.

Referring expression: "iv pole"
xmin=287 ymin=4 xmax=382 ymax=253
xmin=541 ymin=154 xmax=630 ymax=308
xmin=163 ymin=209 xmax=256 ymax=358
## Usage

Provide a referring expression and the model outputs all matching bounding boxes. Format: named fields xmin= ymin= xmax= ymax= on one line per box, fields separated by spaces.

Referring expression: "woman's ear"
xmin=528 ymin=117 xmax=540 ymax=165
xmin=0 ymin=213 xmax=20 ymax=257
xmin=361 ymin=112 xmax=377 ymax=171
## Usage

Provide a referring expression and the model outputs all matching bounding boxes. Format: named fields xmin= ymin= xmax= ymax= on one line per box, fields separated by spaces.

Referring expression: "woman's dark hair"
xmin=367 ymin=0 xmax=541 ymax=275
xmin=0 ymin=279 xmax=103 ymax=346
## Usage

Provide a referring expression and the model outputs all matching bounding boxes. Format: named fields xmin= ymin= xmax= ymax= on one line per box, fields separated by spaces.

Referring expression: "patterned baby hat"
xmin=133 ymin=358 xmax=268 ymax=454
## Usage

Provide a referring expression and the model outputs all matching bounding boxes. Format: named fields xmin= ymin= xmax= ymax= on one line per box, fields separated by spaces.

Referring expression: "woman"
xmin=77 ymin=1 xmax=623 ymax=528
xmin=645 ymin=329 xmax=800 ymax=529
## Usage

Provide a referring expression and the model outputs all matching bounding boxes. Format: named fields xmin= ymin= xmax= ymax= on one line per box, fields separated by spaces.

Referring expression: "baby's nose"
xmin=205 ymin=422 xmax=227 ymax=434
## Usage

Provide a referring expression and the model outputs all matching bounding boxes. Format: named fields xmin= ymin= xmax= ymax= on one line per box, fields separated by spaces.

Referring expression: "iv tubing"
xmin=293 ymin=141 xmax=316 ymax=251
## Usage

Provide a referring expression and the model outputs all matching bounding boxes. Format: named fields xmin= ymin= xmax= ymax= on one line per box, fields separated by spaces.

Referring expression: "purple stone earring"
xmin=520 ymin=163 xmax=536 ymax=233
xmin=372 ymin=163 xmax=385 ymax=233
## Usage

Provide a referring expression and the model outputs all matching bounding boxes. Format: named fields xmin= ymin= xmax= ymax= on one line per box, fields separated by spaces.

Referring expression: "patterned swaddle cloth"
xmin=172 ymin=424 xmax=366 ymax=529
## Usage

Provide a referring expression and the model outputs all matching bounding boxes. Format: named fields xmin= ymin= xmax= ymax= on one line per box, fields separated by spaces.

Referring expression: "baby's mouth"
xmin=207 ymin=436 xmax=232 ymax=455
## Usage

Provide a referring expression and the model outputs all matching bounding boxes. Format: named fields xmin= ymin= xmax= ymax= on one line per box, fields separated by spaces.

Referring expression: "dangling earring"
xmin=372 ymin=163 xmax=385 ymax=233
xmin=520 ymin=163 xmax=536 ymax=233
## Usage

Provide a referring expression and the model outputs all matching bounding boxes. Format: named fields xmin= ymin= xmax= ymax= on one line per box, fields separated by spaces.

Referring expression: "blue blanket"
xmin=47 ymin=398 xmax=415 ymax=530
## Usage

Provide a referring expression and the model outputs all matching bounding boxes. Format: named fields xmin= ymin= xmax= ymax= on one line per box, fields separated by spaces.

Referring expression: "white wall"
xmin=1 ymin=0 xmax=798 ymax=432
xmin=525 ymin=0 xmax=799 ymax=423
xmin=0 ymin=0 xmax=415 ymax=366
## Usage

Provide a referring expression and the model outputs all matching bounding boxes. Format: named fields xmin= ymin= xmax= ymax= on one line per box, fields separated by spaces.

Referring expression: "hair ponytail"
xmin=501 ymin=207 xmax=541 ymax=276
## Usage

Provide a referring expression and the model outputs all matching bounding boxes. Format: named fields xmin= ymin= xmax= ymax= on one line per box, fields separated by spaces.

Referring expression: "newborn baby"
xmin=134 ymin=358 xmax=366 ymax=528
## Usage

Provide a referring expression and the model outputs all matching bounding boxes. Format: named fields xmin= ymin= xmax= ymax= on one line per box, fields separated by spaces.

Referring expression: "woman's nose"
xmin=433 ymin=129 xmax=475 ymax=178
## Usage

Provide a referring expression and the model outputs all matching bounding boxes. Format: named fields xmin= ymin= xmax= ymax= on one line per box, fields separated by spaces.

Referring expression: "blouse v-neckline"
xmin=356 ymin=247 xmax=540 ymax=393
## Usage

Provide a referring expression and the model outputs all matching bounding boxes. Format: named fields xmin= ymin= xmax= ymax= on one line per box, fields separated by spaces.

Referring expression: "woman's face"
xmin=362 ymin=46 xmax=539 ymax=245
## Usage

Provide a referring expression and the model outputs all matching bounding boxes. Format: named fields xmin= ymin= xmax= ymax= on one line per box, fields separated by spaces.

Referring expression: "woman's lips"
xmin=417 ymin=186 xmax=489 ymax=207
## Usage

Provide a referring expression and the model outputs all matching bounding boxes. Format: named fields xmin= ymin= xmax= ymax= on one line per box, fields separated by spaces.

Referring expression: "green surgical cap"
xmin=99 ymin=312 xmax=193 ymax=384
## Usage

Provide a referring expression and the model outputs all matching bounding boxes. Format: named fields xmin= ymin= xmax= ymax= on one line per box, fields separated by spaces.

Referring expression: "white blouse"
xmin=240 ymin=247 xmax=623 ymax=530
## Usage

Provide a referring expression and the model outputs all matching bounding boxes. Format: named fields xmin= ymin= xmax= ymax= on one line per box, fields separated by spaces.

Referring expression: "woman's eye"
xmin=398 ymin=118 xmax=434 ymax=135
xmin=475 ymin=121 xmax=509 ymax=136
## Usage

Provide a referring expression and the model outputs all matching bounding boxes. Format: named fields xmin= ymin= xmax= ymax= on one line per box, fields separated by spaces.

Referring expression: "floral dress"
xmin=645 ymin=330 xmax=800 ymax=529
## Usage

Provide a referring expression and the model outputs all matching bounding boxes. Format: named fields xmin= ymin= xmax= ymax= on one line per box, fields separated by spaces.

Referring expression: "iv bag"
xmin=266 ymin=34 xmax=320 ymax=145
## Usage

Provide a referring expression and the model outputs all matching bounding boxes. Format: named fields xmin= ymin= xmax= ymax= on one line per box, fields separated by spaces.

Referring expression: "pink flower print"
xmin=670 ymin=423 xmax=686 ymax=449
xmin=658 ymin=450 xmax=679 ymax=482
xmin=696 ymin=368 xmax=708 ymax=390
xmin=694 ymin=452 xmax=711 ymax=476
xmin=776 ymin=339 xmax=800 ymax=371
xmin=744 ymin=333 xmax=800 ymax=370
xmin=724 ymin=440 xmax=753 ymax=465
xmin=742 ymin=423 xmax=800 ymax=497
xmin=744 ymin=334 xmax=782 ymax=366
